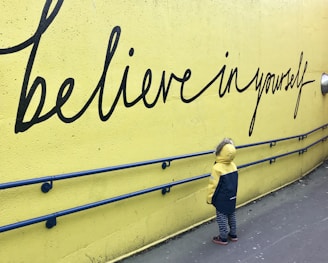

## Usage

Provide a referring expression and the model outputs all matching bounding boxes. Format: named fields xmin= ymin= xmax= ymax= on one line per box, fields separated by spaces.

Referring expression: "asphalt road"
xmin=120 ymin=161 xmax=328 ymax=263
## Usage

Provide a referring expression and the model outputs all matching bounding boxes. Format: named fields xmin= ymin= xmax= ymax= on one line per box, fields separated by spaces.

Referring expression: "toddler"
xmin=207 ymin=138 xmax=238 ymax=245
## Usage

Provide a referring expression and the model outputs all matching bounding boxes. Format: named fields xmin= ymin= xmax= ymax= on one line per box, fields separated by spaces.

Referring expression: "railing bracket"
xmin=299 ymin=149 xmax=307 ymax=155
xmin=299 ymin=135 xmax=307 ymax=140
xmin=45 ymin=217 xmax=57 ymax=229
xmin=162 ymin=161 xmax=171 ymax=169
xmin=41 ymin=181 xmax=53 ymax=193
xmin=161 ymin=187 xmax=171 ymax=195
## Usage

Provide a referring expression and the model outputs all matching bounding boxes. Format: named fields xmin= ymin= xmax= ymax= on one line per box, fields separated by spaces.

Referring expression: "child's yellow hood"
xmin=215 ymin=143 xmax=236 ymax=164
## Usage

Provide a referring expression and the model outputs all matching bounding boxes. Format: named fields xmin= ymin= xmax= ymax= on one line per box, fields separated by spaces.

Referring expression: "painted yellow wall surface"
xmin=1 ymin=0 xmax=328 ymax=262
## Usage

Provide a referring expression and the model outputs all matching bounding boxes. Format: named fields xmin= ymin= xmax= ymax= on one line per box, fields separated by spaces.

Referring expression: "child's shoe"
xmin=212 ymin=236 xmax=228 ymax=245
xmin=228 ymin=233 xmax=238 ymax=242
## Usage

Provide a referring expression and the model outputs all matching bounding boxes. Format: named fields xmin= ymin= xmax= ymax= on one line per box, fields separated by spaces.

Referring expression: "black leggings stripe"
xmin=216 ymin=210 xmax=237 ymax=239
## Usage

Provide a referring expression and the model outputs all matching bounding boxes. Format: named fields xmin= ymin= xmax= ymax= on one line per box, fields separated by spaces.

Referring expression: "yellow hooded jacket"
xmin=207 ymin=143 xmax=238 ymax=206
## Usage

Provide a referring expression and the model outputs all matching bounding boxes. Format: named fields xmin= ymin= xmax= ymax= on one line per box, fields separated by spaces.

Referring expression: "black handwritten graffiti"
xmin=182 ymin=51 xmax=314 ymax=136
xmin=0 ymin=0 xmax=315 ymax=136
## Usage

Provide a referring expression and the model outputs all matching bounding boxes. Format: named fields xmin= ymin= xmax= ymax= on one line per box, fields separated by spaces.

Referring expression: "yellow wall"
xmin=1 ymin=0 xmax=328 ymax=262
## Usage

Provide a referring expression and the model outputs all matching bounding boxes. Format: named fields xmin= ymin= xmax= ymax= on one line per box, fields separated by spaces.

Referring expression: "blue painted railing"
xmin=0 ymin=123 xmax=327 ymax=233
xmin=0 ymin=150 xmax=213 ymax=192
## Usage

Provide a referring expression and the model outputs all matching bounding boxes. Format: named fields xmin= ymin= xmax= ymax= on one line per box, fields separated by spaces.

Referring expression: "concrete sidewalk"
xmin=120 ymin=161 xmax=328 ymax=263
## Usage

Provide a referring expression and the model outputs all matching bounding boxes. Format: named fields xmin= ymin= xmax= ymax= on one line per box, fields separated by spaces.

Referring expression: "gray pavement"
xmin=120 ymin=161 xmax=328 ymax=263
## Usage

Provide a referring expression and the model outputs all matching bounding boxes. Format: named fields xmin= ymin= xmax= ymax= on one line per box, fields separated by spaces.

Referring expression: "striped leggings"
xmin=216 ymin=210 xmax=237 ymax=240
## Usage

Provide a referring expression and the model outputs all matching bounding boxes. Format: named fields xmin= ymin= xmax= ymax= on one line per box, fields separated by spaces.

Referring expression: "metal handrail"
xmin=1 ymin=123 xmax=327 ymax=192
xmin=0 ymin=174 xmax=210 ymax=233
xmin=1 ymin=133 xmax=327 ymax=233
xmin=238 ymin=135 xmax=328 ymax=169
xmin=237 ymin=123 xmax=328 ymax=149
xmin=0 ymin=151 xmax=211 ymax=192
